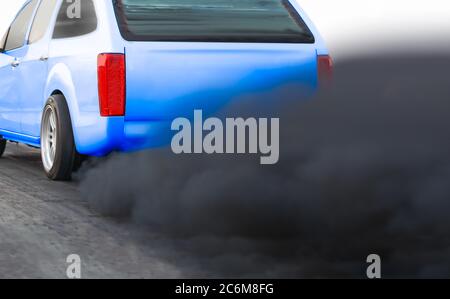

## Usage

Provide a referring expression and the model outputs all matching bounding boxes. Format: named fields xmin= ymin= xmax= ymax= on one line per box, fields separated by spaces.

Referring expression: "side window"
xmin=29 ymin=0 xmax=58 ymax=44
xmin=0 ymin=30 xmax=8 ymax=51
xmin=53 ymin=0 xmax=97 ymax=39
xmin=4 ymin=0 xmax=39 ymax=51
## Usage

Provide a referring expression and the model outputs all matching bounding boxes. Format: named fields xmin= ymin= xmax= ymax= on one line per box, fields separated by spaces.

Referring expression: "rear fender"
xmin=45 ymin=63 xmax=81 ymax=148
xmin=44 ymin=63 xmax=124 ymax=155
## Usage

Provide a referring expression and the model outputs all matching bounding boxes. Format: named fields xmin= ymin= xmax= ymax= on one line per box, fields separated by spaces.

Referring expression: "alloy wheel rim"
xmin=41 ymin=106 xmax=57 ymax=172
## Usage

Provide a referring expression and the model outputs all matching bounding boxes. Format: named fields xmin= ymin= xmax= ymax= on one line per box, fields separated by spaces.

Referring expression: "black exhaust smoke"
xmin=79 ymin=54 xmax=450 ymax=278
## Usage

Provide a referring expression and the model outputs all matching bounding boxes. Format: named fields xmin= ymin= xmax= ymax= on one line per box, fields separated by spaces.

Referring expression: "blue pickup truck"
xmin=0 ymin=0 xmax=331 ymax=180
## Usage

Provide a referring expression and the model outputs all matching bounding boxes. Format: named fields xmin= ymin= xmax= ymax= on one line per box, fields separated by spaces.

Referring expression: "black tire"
xmin=0 ymin=138 xmax=6 ymax=158
xmin=41 ymin=95 xmax=79 ymax=181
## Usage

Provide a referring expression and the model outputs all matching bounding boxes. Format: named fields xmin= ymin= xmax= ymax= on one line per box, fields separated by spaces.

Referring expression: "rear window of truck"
xmin=113 ymin=0 xmax=315 ymax=43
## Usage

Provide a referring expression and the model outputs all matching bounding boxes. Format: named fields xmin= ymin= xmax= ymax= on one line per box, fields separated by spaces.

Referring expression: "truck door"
xmin=0 ymin=0 xmax=39 ymax=135
xmin=18 ymin=0 xmax=58 ymax=138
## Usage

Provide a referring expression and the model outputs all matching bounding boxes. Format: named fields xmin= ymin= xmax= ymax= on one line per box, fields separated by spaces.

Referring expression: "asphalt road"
xmin=0 ymin=143 xmax=197 ymax=279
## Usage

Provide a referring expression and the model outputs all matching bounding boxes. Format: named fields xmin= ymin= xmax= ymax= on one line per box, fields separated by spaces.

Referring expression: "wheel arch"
xmin=44 ymin=63 xmax=82 ymax=152
xmin=44 ymin=61 xmax=117 ymax=156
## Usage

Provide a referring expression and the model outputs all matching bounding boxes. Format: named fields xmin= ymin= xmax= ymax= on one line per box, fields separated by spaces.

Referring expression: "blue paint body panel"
xmin=0 ymin=0 xmax=329 ymax=156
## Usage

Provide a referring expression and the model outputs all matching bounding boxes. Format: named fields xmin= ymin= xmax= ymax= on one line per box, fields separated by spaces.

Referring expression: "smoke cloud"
xmin=79 ymin=54 xmax=450 ymax=278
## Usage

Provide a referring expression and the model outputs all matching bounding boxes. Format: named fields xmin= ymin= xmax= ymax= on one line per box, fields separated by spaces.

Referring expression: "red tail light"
xmin=98 ymin=53 xmax=126 ymax=117
xmin=318 ymin=55 xmax=334 ymax=84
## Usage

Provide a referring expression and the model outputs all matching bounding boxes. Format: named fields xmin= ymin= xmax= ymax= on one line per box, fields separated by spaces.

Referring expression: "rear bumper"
xmin=76 ymin=83 xmax=319 ymax=156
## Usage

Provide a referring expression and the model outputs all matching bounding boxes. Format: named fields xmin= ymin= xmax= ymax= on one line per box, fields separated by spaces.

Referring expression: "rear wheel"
xmin=0 ymin=138 xmax=6 ymax=158
xmin=41 ymin=95 xmax=79 ymax=181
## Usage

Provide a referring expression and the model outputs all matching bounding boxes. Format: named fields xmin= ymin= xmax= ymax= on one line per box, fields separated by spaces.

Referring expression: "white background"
xmin=1 ymin=0 xmax=450 ymax=60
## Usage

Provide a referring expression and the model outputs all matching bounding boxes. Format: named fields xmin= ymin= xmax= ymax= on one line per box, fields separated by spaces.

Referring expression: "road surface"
xmin=0 ymin=143 xmax=197 ymax=279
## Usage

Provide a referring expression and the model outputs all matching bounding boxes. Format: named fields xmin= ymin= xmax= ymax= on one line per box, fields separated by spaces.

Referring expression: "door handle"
xmin=39 ymin=56 xmax=48 ymax=62
xmin=11 ymin=58 xmax=20 ymax=68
